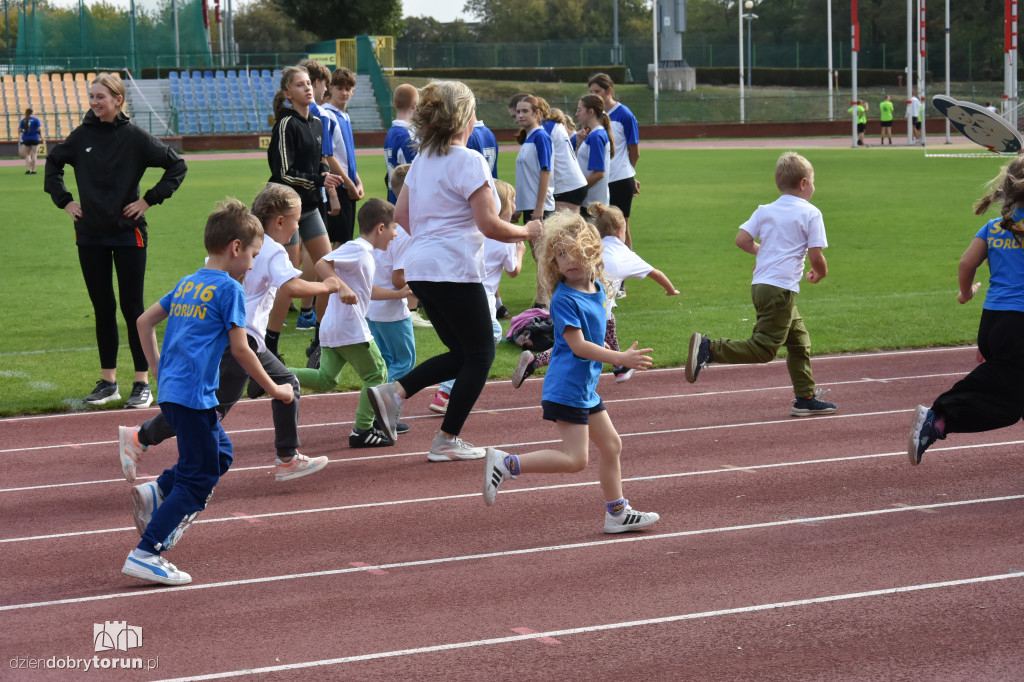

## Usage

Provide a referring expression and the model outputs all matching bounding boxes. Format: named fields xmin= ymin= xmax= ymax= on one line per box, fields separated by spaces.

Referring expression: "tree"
xmin=271 ymin=0 xmax=402 ymax=40
xmin=399 ymin=16 xmax=475 ymax=43
xmin=462 ymin=0 xmax=651 ymax=42
xmin=233 ymin=0 xmax=316 ymax=52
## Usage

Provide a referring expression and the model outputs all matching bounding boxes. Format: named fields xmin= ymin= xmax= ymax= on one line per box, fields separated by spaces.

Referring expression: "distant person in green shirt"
xmin=879 ymin=95 xmax=894 ymax=145
xmin=848 ymin=99 xmax=868 ymax=147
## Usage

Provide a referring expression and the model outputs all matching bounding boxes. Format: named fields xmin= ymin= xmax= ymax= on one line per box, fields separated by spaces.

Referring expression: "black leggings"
xmin=932 ymin=309 xmax=1024 ymax=434
xmin=78 ymin=245 xmax=148 ymax=372
xmin=399 ymin=281 xmax=495 ymax=436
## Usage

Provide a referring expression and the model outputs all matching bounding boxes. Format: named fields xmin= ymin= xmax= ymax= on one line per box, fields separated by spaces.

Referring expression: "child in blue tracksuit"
xmin=122 ymin=199 xmax=295 ymax=586
xmin=482 ymin=212 xmax=660 ymax=534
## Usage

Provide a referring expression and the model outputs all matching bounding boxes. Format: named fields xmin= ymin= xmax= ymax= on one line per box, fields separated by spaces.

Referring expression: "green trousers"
xmin=290 ymin=341 xmax=387 ymax=430
xmin=712 ymin=283 xmax=815 ymax=398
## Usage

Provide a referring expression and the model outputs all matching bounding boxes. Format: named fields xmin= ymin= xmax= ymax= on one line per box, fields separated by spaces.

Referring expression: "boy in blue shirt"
xmin=122 ymin=199 xmax=295 ymax=586
xmin=384 ymin=84 xmax=418 ymax=203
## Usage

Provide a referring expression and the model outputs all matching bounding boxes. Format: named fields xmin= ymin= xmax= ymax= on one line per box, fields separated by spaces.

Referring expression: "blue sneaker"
xmin=907 ymin=405 xmax=940 ymax=466
xmin=791 ymin=388 xmax=838 ymax=417
xmin=296 ymin=309 xmax=317 ymax=330
xmin=685 ymin=333 xmax=712 ymax=383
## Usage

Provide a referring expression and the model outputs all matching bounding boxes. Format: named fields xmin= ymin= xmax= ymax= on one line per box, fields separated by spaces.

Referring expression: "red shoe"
xmin=428 ymin=390 xmax=449 ymax=415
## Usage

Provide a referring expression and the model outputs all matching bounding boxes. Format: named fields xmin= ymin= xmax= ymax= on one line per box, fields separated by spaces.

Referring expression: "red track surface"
xmin=2 ymin=347 xmax=1023 ymax=680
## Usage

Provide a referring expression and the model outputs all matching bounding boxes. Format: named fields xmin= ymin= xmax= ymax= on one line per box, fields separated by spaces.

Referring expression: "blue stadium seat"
xmin=215 ymin=70 xmax=225 ymax=80
xmin=203 ymin=70 xmax=213 ymax=79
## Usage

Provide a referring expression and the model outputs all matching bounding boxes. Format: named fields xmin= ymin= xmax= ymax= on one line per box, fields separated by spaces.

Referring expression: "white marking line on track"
xmin=152 ymin=570 xmax=1024 ymax=681
xmin=0 ymin=345 xmax=975 ymax=425
xmin=3 ymin=494 xmax=1021 ymax=613
xmin=4 ymin=438 xmax=1023 ymax=541
xmin=0 ymin=403 xmax=1013 ymax=495
xmin=510 ymin=627 xmax=561 ymax=644
xmin=0 ymin=367 xmax=970 ymax=460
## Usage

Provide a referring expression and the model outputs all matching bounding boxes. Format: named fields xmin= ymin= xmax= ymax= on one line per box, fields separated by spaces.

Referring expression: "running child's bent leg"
xmin=138 ymin=404 xmax=232 ymax=554
xmin=713 ymin=284 xmax=794 ymax=365
xmin=289 ymin=346 xmax=347 ymax=393
xmin=259 ymin=350 xmax=301 ymax=457
xmin=517 ymin=421 xmax=591 ymax=474
xmin=344 ymin=341 xmax=389 ymax=431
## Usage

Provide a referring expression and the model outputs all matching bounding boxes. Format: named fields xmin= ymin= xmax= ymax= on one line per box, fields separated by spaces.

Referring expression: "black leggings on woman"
xmin=932 ymin=308 xmax=1024 ymax=434
xmin=399 ymin=281 xmax=495 ymax=436
xmin=78 ymin=245 xmax=148 ymax=372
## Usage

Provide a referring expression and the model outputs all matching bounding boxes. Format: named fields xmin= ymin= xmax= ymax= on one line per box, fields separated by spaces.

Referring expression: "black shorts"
xmin=913 ymin=117 xmax=922 ymax=131
xmin=542 ymin=399 xmax=607 ymax=424
xmin=880 ymin=119 xmax=893 ymax=129
xmin=608 ymin=178 xmax=636 ymax=218
xmin=21 ymin=140 xmax=40 ymax=146
xmin=326 ymin=193 xmax=357 ymax=244
xmin=553 ymin=185 xmax=588 ymax=207
xmin=856 ymin=123 xmax=866 ymax=133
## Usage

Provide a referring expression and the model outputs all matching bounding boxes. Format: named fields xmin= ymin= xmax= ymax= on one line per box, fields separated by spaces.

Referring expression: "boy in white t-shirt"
xmin=685 ymin=152 xmax=837 ymax=418
xmin=367 ymin=165 xmax=416 ymax=388
xmin=289 ymin=198 xmax=409 ymax=447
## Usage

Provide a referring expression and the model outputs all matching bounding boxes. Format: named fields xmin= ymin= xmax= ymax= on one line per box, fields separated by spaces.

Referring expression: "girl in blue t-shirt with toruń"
xmin=482 ymin=212 xmax=660 ymax=534
xmin=909 ymin=155 xmax=1024 ymax=466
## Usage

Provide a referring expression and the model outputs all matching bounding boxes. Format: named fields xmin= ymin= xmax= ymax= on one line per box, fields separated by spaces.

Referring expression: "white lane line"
xmin=152 ymin=570 xmax=1024 ymax=681
xmin=0 ymin=368 xmax=968 ymax=457
xmin=3 ymin=494 xmax=1021 ymax=613
xmin=0 ymin=346 xmax=976 ymax=424
xmin=4 ymin=437 xmax=1022 ymax=539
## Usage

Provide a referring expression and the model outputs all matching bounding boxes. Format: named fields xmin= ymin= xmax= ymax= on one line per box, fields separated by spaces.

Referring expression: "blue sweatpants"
xmin=138 ymin=402 xmax=233 ymax=555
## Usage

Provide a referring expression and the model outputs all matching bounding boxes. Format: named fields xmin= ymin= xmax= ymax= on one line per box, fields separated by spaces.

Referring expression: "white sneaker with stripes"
xmin=604 ymin=504 xmax=660 ymax=534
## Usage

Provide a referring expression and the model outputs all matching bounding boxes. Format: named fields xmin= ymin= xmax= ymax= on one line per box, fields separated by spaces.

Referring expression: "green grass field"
xmin=0 ymin=145 xmax=1005 ymax=416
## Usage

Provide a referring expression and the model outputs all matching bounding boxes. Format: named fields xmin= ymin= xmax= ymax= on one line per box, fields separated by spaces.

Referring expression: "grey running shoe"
xmin=84 ymin=379 xmax=120 ymax=405
xmin=427 ymin=431 xmax=486 ymax=462
xmin=124 ymin=382 xmax=153 ymax=409
xmin=367 ymin=382 xmax=403 ymax=441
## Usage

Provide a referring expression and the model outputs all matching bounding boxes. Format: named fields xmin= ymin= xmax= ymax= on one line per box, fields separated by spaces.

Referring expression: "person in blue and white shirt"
xmin=573 ymin=94 xmax=614 ymax=213
xmin=540 ymin=101 xmax=588 ymax=213
xmin=384 ymin=84 xmax=419 ymax=203
xmin=468 ymin=115 xmax=499 ymax=179
xmin=588 ymin=72 xmax=640 ymax=248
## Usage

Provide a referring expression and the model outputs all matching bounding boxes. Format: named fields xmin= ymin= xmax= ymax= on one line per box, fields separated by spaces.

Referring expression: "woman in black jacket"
xmin=45 ymin=73 xmax=187 ymax=408
xmin=264 ymin=65 xmax=342 ymax=362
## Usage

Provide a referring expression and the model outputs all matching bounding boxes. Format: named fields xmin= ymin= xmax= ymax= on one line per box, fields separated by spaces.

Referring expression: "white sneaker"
xmin=410 ymin=309 xmax=433 ymax=328
xmin=119 ymin=426 xmax=147 ymax=483
xmin=604 ymin=503 xmax=660 ymax=534
xmin=367 ymin=382 xmax=403 ymax=441
xmin=427 ymin=431 xmax=486 ymax=462
xmin=130 ymin=481 xmax=165 ymax=536
xmin=121 ymin=550 xmax=192 ymax=586
xmin=275 ymin=453 xmax=328 ymax=482
xmin=483 ymin=447 xmax=512 ymax=506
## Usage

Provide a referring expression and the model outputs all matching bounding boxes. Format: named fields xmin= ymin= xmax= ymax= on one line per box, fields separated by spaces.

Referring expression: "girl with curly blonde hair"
xmin=483 ymin=212 xmax=660 ymax=534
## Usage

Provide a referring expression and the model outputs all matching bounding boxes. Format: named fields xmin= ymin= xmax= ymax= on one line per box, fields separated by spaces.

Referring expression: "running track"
xmin=2 ymin=347 xmax=1023 ymax=680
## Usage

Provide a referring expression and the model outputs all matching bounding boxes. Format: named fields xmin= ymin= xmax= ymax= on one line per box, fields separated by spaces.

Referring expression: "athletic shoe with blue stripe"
xmin=130 ymin=481 xmax=165 ymax=536
xmin=121 ymin=550 xmax=192 ymax=586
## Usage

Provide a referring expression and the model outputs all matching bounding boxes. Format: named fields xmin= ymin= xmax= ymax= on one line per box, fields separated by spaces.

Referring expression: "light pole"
xmin=743 ymin=1 xmax=757 ymax=90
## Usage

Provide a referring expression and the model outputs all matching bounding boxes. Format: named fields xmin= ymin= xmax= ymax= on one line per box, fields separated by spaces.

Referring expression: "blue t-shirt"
xmin=542 ymin=280 xmax=609 ymax=408
xmin=20 ymin=116 xmax=41 ymax=142
xmin=384 ymin=121 xmax=417 ymax=203
xmin=468 ymin=121 xmax=499 ymax=179
xmin=975 ymin=208 xmax=1024 ymax=312
xmin=156 ymin=268 xmax=246 ymax=409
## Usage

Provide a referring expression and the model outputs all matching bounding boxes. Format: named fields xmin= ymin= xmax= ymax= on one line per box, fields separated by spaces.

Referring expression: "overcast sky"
xmin=402 ymin=0 xmax=473 ymax=23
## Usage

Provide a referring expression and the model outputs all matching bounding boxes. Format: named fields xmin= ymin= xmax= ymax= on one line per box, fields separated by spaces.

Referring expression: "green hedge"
xmin=396 ymin=65 xmax=627 ymax=84
xmin=696 ymin=67 xmax=931 ymax=88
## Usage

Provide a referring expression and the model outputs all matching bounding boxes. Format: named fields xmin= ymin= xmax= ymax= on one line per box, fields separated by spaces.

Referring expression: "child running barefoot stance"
xmin=909 ymin=156 xmax=1024 ymax=464
xmin=685 ymin=151 xmax=837 ymax=418
xmin=119 ymin=184 xmax=341 ymax=485
xmin=123 ymin=199 xmax=294 ymax=586
xmin=483 ymin=213 xmax=659 ymax=533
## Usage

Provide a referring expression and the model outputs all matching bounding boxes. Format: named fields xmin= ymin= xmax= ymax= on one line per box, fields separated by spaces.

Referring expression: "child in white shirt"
xmin=290 ymin=198 xmax=410 ymax=447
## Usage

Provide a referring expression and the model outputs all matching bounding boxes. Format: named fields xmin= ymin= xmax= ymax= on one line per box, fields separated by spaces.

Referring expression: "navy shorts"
xmin=542 ymin=399 xmax=607 ymax=424
xmin=608 ymin=178 xmax=636 ymax=218
xmin=553 ymin=185 xmax=588 ymax=207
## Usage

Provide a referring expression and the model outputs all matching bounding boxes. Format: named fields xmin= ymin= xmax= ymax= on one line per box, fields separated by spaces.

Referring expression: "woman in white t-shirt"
xmin=539 ymin=101 xmax=588 ymax=214
xmin=368 ymin=80 xmax=542 ymax=463
xmin=573 ymin=94 xmax=615 ymax=212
